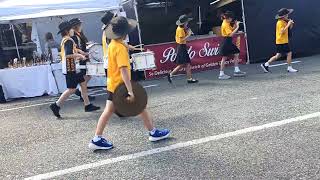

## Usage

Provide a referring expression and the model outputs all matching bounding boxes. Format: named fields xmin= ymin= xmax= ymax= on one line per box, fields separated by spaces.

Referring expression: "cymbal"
xmin=113 ymin=81 xmax=148 ymax=117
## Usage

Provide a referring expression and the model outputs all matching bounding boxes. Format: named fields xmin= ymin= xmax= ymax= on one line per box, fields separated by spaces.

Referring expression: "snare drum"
xmin=86 ymin=62 xmax=105 ymax=76
xmin=131 ymin=51 xmax=156 ymax=71
xmin=87 ymin=43 xmax=103 ymax=63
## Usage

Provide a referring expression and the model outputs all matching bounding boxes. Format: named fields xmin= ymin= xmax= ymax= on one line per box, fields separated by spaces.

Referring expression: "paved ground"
xmin=1 ymin=55 xmax=320 ymax=180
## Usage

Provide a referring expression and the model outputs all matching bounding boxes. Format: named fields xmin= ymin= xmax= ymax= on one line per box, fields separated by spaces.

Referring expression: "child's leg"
xmin=267 ymin=53 xmax=282 ymax=65
xmin=95 ymin=100 xmax=115 ymax=136
xmin=79 ymin=81 xmax=90 ymax=106
xmin=286 ymin=52 xmax=298 ymax=72
xmin=233 ymin=53 xmax=246 ymax=76
xmin=140 ymin=109 xmax=171 ymax=142
xmin=185 ymin=63 xmax=192 ymax=79
xmin=139 ymin=109 xmax=154 ymax=131
xmin=220 ymin=56 xmax=227 ymax=71
xmin=56 ymin=88 xmax=76 ymax=106
xmin=286 ymin=52 xmax=292 ymax=65
xmin=234 ymin=53 xmax=239 ymax=67
xmin=170 ymin=65 xmax=184 ymax=76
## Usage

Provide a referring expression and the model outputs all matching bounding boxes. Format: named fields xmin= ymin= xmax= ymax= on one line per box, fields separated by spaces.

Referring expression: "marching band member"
xmin=261 ymin=8 xmax=298 ymax=73
xmin=89 ymin=16 xmax=170 ymax=150
xmin=69 ymin=18 xmax=95 ymax=101
xmin=218 ymin=11 xmax=246 ymax=80
xmin=50 ymin=21 xmax=100 ymax=118
xmin=167 ymin=15 xmax=198 ymax=84
xmin=101 ymin=12 xmax=143 ymax=77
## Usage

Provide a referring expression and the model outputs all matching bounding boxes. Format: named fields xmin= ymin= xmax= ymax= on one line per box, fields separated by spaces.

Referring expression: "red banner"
xmin=144 ymin=33 xmax=247 ymax=79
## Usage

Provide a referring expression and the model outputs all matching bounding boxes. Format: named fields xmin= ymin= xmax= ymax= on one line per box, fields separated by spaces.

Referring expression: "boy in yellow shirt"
xmin=89 ymin=16 xmax=170 ymax=150
xmin=261 ymin=8 xmax=297 ymax=73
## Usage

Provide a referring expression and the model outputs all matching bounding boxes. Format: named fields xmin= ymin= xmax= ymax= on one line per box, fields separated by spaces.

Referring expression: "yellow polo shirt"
xmin=107 ymin=39 xmax=131 ymax=93
xmin=276 ymin=19 xmax=289 ymax=44
xmin=176 ymin=26 xmax=187 ymax=44
xmin=221 ymin=19 xmax=234 ymax=37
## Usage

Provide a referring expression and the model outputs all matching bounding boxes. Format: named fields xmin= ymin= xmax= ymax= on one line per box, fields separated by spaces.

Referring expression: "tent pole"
xmin=198 ymin=6 xmax=202 ymax=34
xmin=133 ymin=0 xmax=142 ymax=45
xmin=241 ymin=0 xmax=250 ymax=64
xmin=11 ymin=24 xmax=21 ymax=59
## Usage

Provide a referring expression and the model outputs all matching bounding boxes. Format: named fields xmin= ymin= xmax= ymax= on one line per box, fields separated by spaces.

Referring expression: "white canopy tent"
xmin=0 ymin=0 xmax=121 ymax=22
xmin=0 ymin=0 xmax=122 ymax=58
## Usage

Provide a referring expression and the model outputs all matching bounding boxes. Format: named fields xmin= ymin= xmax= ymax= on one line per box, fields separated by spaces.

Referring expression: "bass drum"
xmin=87 ymin=43 xmax=103 ymax=63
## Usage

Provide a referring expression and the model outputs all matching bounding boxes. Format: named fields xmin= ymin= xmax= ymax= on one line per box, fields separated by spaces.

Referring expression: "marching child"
xmin=261 ymin=8 xmax=297 ymax=73
xmin=50 ymin=21 xmax=100 ymax=118
xmin=89 ymin=16 xmax=170 ymax=150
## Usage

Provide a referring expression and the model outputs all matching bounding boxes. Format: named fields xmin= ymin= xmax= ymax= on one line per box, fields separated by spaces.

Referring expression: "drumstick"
xmin=133 ymin=44 xmax=144 ymax=48
xmin=133 ymin=44 xmax=144 ymax=52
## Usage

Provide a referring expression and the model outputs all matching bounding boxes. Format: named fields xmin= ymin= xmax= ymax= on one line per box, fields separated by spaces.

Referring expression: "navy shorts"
xmin=65 ymin=73 xmax=85 ymax=89
xmin=276 ymin=43 xmax=291 ymax=54
xmin=106 ymin=91 xmax=113 ymax=101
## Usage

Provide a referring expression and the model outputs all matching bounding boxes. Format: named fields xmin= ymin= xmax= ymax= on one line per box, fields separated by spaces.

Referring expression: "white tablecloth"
xmin=0 ymin=65 xmax=59 ymax=100
xmin=51 ymin=63 xmax=106 ymax=93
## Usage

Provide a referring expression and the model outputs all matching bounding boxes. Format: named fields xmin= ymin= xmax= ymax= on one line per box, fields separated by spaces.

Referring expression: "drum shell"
xmin=131 ymin=52 xmax=156 ymax=71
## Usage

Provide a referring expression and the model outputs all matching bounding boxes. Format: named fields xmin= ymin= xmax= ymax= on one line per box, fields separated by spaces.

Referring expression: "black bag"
xmin=0 ymin=85 xmax=6 ymax=103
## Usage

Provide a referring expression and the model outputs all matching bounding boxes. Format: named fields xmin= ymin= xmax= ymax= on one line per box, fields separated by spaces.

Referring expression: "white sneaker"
xmin=288 ymin=68 xmax=298 ymax=73
xmin=234 ymin=71 xmax=247 ymax=77
xmin=218 ymin=74 xmax=231 ymax=80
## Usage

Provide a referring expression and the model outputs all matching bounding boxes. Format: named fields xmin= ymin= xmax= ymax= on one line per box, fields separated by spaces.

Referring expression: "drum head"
xmin=113 ymin=81 xmax=148 ymax=117
xmin=88 ymin=44 xmax=103 ymax=62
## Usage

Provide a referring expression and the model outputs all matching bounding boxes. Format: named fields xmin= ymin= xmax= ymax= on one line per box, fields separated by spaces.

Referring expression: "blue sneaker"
xmin=149 ymin=129 xmax=170 ymax=142
xmin=89 ymin=138 xmax=113 ymax=150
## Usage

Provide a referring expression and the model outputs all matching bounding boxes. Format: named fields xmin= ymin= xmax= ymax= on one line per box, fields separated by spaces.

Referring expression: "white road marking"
xmin=250 ymin=97 xmax=258 ymax=100
xmin=25 ymin=112 xmax=320 ymax=180
xmin=269 ymin=61 xmax=301 ymax=67
xmin=142 ymin=84 xmax=159 ymax=88
xmin=0 ymin=84 xmax=159 ymax=112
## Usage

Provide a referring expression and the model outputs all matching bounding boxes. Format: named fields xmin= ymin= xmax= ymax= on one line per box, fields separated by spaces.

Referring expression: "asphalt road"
xmin=1 ymin=55 xmax=320 ymax=180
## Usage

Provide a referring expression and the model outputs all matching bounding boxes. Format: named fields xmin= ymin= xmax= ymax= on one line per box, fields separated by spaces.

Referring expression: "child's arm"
xmin=64 ymin=40 xmax=86 ymax=60
xmin=181 ymin=31 xmax=192 ymax=42
xmin=281 ymin=20 xmax=294 ymax=34
xmin=76 ymin=48 xmax=89 ymax=57
xmin=120 ymin=67 xmax=134 ymax=100
xmin=66 ymin=53 xmax=86 ymax=60
xmin=230 ymin=21 xmax=240 ymax=36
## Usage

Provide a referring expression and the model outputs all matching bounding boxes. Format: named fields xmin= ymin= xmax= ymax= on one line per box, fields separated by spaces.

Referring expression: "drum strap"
xmin=60 ymin=37 xmax=76 ymax=74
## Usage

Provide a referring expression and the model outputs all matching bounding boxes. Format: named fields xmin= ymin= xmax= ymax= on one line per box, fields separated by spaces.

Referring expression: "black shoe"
xmin=85 ymin=104 xmax=100 ymax=112
xmin=261 ymin=63 xmax=269 ymax=73
xmin=75 ymin=89 xmax=82 ymax=97
xmin=50 ymin=103 xmax=61 ymax=118
xmin=167 ymin=74 xmax=172 ymax=83
xmin=187 ymin=79 xmax=199 ymax=84
xmin=80 ymin=95 xmax=95 ymax=102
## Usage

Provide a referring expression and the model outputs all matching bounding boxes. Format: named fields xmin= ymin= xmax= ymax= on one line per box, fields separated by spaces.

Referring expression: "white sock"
xmin=234 ymin=66 xmax=240 ymax=72
xmin=265 ymin=62 xmax=269 ymax=66
xmin=93 ymin=135 xmax=102 ymax=142
xmin=55 ymin=101 xmax=61 ymax=107
xmin=288 ymin=66 xmax=293 ymax=70
xmin=219 ymin=71 xmax=225 ymax=76
xmin=150 ymin=128 xmax=156 ymax=135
